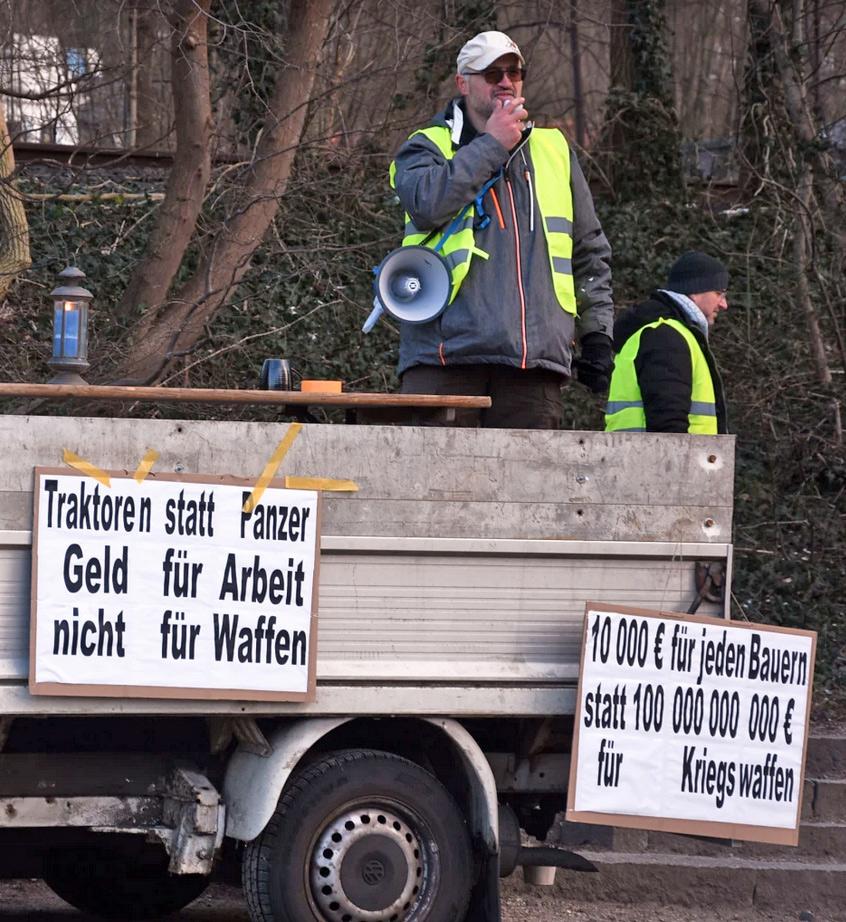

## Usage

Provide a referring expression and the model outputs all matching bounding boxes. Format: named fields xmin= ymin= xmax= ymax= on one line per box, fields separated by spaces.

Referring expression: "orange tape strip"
xmin=242 ymin=423 xmax=303 ymax=513
xmin=62 ymin=449 xmax=111 ymax=487
xmin=134 ymin=449 xmax=160 ymax=483
xmin=285 ymin=476 xmax=358 ymax=492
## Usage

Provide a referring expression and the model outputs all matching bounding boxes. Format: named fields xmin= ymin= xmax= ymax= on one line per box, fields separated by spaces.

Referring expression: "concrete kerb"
xmin=518 ymin=853 xmax=846 ymax=912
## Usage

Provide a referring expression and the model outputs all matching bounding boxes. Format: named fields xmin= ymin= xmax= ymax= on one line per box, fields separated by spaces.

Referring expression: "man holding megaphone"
xmin=389 ymin=30 xmax=615 ymax=429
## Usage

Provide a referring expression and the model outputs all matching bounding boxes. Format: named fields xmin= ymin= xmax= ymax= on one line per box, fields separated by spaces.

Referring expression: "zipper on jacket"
xmin=504 ymin=175 xmax=528 ymax=369
xmin=524 ymin=170 xmax=534 ymax=232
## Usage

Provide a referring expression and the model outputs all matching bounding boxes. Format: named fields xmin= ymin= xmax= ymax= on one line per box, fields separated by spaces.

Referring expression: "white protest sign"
xmin=566 ymin=605 xmax=816 ymax=845
xmin=30 ymin=470 xmax=320 ymax=701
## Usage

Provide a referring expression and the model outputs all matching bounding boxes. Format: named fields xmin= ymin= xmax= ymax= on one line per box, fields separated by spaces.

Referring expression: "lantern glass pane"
xmin=78 ymin=304 xmax=88 ymax=359
xmin=52 ymin=303 xmax=64 ymax=357
xmin=62 ymin=301 xmax=80 ymax=358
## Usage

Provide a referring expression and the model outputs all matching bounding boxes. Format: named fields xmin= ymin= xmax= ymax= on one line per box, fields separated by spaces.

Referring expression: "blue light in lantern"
xmin=61 ymin=302 xmax=80 ymax=357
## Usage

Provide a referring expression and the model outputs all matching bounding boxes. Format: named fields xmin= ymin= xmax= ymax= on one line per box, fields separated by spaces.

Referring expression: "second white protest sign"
xmin=566 ymin=604 xmax=816 ymax=845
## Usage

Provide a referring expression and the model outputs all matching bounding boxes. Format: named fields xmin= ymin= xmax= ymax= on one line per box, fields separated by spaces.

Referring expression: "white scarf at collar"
xmin=658 ymin=289 xmax=709 ymax=339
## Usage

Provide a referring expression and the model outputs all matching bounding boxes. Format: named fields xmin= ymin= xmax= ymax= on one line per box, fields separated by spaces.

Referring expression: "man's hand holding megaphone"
xmin=486 ymin=96 xmax=528 ymax=150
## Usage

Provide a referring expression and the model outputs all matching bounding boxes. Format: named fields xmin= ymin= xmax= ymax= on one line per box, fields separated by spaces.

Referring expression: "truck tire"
xmin=43 ymin=845 xmax=208 ymax=920
xmin=243 ymin=748 xmax=473 ymax=922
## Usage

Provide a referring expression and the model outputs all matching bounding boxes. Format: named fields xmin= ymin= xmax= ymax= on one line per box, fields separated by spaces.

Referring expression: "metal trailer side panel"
xmin=0 ymin=418 xmax=734 ymax=716
xmin=0 ymin=419 xmax=734 ymax=541
xmin=0 ymin=532 xmax=730 ymax=684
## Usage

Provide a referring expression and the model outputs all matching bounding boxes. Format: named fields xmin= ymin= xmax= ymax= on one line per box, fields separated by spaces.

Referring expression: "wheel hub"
xmin=310 ymin=806 xmax=425 ymax=921
xmin=362 ymin=858 xmax=386 ymax=886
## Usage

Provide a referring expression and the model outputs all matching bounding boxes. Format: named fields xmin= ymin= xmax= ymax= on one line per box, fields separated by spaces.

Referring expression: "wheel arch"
xmin=223 ymin=716 xmax=498 ymax=856
xmin=223 ymin=717 xmax=350 ymax=842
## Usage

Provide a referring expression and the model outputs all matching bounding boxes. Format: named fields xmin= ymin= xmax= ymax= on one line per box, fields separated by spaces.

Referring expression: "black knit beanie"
xmin=667 ymin=251 xmax=729 ymax=295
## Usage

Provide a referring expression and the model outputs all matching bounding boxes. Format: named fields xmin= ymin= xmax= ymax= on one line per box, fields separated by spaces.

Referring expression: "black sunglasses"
xmin=464 ymin=65 xmax=526 ymax=85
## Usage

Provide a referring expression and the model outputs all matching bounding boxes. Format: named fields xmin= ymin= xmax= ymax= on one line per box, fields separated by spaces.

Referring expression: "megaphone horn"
xmin=389 ymin=272 xmax=422 ymax=301
xmin=362 ymin=245 xmax=452 ymax=333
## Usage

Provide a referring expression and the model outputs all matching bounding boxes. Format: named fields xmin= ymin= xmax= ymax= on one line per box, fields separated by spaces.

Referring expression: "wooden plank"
xmin=0 ymin=383 xmax=491 ymax=408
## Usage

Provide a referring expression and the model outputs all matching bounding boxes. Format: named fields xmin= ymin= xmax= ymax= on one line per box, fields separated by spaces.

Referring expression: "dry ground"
xmin=0 ymin=880 xmax=841 ymax=921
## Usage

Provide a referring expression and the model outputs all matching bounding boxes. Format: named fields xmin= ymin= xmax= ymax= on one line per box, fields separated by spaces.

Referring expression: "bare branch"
xmin=0 ymin=66 xmax=104 ymax=101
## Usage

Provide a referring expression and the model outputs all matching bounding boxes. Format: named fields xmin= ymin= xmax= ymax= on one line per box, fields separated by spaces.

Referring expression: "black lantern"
xmin=49 ymin=266 xmax=92 ymax=384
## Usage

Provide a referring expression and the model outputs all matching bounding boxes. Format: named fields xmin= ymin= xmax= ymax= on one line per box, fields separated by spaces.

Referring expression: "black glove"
xmin=574 ymin=332 xmax=614 ymax=394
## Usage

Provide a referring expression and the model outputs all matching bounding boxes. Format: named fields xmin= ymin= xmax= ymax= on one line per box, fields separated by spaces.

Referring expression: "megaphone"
xmin=362 ymin=245 xmax=451 ymax=333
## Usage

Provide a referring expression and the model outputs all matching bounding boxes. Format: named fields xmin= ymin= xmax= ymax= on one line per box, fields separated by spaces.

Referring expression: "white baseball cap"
xmin=457 ymin=31 xmax=524 ymax=74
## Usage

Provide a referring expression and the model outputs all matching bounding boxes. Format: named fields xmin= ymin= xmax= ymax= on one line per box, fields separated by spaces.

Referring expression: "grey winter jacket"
xmin=391 ymin=99 xmax=614 ymax=377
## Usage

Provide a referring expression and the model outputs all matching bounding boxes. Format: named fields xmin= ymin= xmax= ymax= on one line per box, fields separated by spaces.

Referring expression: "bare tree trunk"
xmin=0 ymin=99 xmax=31 ymax=302
xmin=676 ymin=2 xmax=722 ymax=138
xmin=569 ymin=0 xmax=587 ymax=148
xmin=113 ymin=0 xmax=333 ymax=384
xmin=794 ymin=169 xmax=828 ymax=384
xmin=602 ymin=0 xmax=634 ymax=177
xmin=601 ymin=0 xmax=682 ymax=198
xmin=808 ymin=0 xmax=824 ymax=122
xmin=795 ymin=165 xmax=843 ymax=445
xmin=748 ymin=0 xmax=844 ymax=263
xmin=128 ymin=4 xmax=139 ymax=148
xmin=134 ymin=0 xmax=162 ymax=149
xmin=115 ymin=0 xmax=212 ymax=322
xmin=318 ymin=2 xmax=364 ymax=145
xmin=747 ymin=0 xmax=842 ymax=445
xmin=609 ymin=0 xmax=633 ymax=91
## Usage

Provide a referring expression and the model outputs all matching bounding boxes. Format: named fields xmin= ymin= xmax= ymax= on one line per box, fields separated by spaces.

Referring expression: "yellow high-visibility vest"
xmin=390 ymin=126 xmax=577 ymax=313
xmin=604 ymin=317 xmax=718 ymax=434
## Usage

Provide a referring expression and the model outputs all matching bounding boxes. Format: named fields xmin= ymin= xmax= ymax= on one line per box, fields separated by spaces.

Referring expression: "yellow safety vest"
xmin=390 ymin=127 xmax=577 ymax=313
xmin=604 ymin=318 xmax=718 ymax=434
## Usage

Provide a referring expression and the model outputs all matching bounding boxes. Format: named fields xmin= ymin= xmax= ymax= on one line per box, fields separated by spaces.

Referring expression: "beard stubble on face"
xmin=466 ymin=82 xmax=517 ymax=131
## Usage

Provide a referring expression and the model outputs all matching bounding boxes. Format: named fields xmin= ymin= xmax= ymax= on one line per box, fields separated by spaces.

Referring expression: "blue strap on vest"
xmin=429 ymin=168 xmax=503 ymax=252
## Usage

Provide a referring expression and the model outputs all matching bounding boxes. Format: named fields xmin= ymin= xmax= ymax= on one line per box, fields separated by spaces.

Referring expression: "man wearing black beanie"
xmin=604 ymin=251 xmax=729 ymax=434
